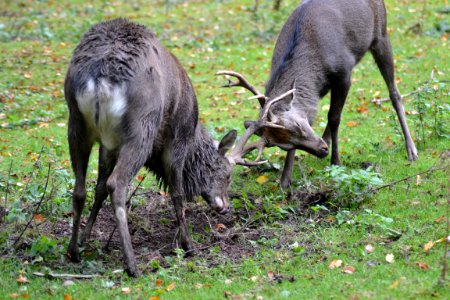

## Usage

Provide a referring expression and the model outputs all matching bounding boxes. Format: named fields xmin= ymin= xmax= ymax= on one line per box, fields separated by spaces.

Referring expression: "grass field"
xmin=0 ymin=0 xmax=449 ymax=299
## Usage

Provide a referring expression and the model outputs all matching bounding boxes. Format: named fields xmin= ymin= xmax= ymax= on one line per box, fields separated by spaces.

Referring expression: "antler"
xmin=229 ymin=88 xmax=296 ymax=164
xmin=216 ymin=70 xmax=267 ymax=106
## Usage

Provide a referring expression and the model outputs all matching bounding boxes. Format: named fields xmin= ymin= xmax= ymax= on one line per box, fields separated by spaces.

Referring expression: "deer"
xmin=64 ymin=18 xmax=268 ymax=276
xmin=218 ymin=0 xmax=418 ymax=188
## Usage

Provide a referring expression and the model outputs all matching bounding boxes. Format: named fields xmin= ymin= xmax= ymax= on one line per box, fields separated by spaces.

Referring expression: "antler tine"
xmin=216 ymin=70 xmax=266 ymax=106
xmin=226 ymin=123 xmax=267 ymax=166
xmin=260 ymin=88 xmax=295 ymax=120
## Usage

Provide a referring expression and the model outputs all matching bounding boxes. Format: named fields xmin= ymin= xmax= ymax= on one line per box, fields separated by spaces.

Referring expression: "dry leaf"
xmin=416 ymin=175 xmax=422 ymax=185
xmin=63 ymin=295 xmax=72 ymax=300
xmin=389 ymin=280 xmax=399 ymax=289
xmin=155 ymin=279 xmax=164 ymax=286
xmin=256 ymin=175 xmax=269 ymax=184
xmin=328 ymin=259 xmax=343 ymax=269
xmin=17 ymin=274 xmax=28 ymax=284
xmin=215 ymin=223 xmax=227 ymax=230
xmin=149 ymin=297 xmax=160 ymax=300
xmin=166 ymin=282 xmax=176 ymax=292
xmin=9 ymin=294 xmax=20 ymax=299
xmin=136 ymin=175 xmax=145 ymax=181
xmin=365 ymin=244 xmax=375 ymax=253
xmin=435 ymin=237 xmax=447 ymax=244
xmin=33 ymin=214 xmax=46 ymax=222
xmin=122 ymin=287 xmax=131 ymax=294
xmin=416 ymin=262 xmax=429 ymax=270
xmin=434 ymin=216 xmax=445 ymax=223
xmin=386 ymin=253 xmax=395 ymax=263
xmin=22 ymin=294 xmax=30 ymax=299
xmin=343 ymin=266 xmax=356 ymax=274
xmin=267 ymin=271 xmax=275 ymax=280
xmin=424 ymin=241 xmax=434 ymax=252
xmin=346 ymin=121 xmax=358 ymax=127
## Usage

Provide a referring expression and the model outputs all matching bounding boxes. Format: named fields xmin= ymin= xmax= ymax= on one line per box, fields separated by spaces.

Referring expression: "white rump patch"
xmin=76 ymin=78 xmax=127 ymax=150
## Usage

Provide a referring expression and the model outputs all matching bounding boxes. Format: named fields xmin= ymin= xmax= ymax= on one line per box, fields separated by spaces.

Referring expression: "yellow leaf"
xmin=328 ymin=259 xmax=343 ymax=269
xmin=424 ymin=241 xmax=434 ymax=252
xmin=149 ymin=297 xmax=160 ymax=300
xmin=256 ymin=175 xmax=269 ymax=184
xmin=166 ymin=282 xmax=176 ymax=292
xmin=155 ymin=279 xmax=164 ymax=286
xmin=435 ymin=237 xmax=447 ymax=244
xmin=416 ymin=175 xmax=422 ymax=185
xmin=386 ymin=253 xmax=395 ymax=263
xmin=16 ymin=274 xmax=28 ymax=284
xmin=342 ymin=266 xmax=355 ymax=274
xmin=63 ymin=294 xmax=72 ymax=300
xmin=121 ymin=287 xmax=131 ymax=294
xmin=346 ymin=121 xmax=358 ymax=127
xmin=33 ymin=214 xmax=46 ymax=222
xmin=389 ymin=280 xmax=399 ymax=289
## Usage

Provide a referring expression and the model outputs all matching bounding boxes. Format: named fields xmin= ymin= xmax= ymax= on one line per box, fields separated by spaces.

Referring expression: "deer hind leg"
xmin=80 ymin=146 xmax=117 ymax=245
xmin=328 ymin=75 xmax=351 ymax=165
xmin=67 ymin=116 xmax=93 ymax=262
xmin=370 ymin=36 xmax=418 ymax=161
xmin=280 ymin=149 xmax=296 ymax=189
xmin=106 ymin=119 xmax=157 ymax=277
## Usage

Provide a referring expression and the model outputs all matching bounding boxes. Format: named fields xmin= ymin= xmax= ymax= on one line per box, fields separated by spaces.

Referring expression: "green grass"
xmin=0 ymin=0 xmax=449 ymax=299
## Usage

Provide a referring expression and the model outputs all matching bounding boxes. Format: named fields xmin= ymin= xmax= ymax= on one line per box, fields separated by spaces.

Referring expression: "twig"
xmin=104 ymin=173 xmax=147 ymax=250
xmin=371 ymin=165 xmax=448 ymax=192
xmin=13 ymin=163 xmax=51 ymax=248
xmin=371 ymin=69 xmax=436 ymax=104
xmin=440 ymin=198 xmax=449 ymax=283
xmin=4 ymin=160 xmax=13 ymax=222
xmin=33 ymin=272 xmax=99 ymax=279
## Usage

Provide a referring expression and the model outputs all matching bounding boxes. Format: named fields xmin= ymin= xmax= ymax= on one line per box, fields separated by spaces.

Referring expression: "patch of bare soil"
xmin=4 ymin=188 xmax=333 ymax=273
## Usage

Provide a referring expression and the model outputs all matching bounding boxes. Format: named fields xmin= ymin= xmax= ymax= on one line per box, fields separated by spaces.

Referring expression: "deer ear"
xmin=218 ymin=129 xmax=237 ymax=156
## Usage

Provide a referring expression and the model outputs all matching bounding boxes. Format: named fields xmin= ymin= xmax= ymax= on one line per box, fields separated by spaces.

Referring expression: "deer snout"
xmin=317 ymin=143 xmax=329 ymax=158
xmin=213 ymin=196 xmax=231 ymax=214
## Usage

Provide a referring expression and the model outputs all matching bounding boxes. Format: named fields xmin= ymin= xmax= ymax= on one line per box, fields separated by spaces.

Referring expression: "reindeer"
xmin=64 ymin=18 xmax=263 ymax=276
xmin=218 ymin=0 xmax=418 ymax=188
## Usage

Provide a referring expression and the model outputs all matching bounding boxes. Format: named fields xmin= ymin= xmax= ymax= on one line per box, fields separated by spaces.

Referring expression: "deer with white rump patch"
xmin=219 ymin=0 xmax=418 ymax=188
xmin=64 ymin=18 xmax=263 ymax=276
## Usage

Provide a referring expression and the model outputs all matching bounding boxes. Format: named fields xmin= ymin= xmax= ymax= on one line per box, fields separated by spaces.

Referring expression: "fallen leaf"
xmin=267 ymin=271 xmax=275 ymax=280
xmin=328 ymin=259 xmax=343 ymax=269
xmin=386 ymin=253 xmax=395 ymax=263
xmin=389 ymin=280 xmax=399 ymax=289
xmin=155 ymin=279 xmax=164 ymax=286
xmin=63 ymin=295 xmax=72 ymax=300
xmin=343 ymin=266 xmax=356 ymax=274
xmin=256 ymin=175 xmax=269 ymax=184
xmin=17 ymin=274 xmax=28 ymax=284
xmin=22 ymin=294 xmax=30 ymax=299
xmin=435 ymin=237 xmax=447 ymax=244
xmin=33 ymin=214 xmax=46 ymax=222
xmin=195 ymin=283 xmax=211 ymax=288
xmin=356 ymin=105 xmax=369 ymax=114
xmin=150 ymin=296 xmax=160 ymax=300
xmin=365 ymin=244 xmax=375 ymax=253
xmin=215 ymin=223 xmax=227 ymax=230
xmin=424 ymin=241 xmax=434 ymax=252
xmin=251 ymin=276 xmax=258 ymax=282
xmin=416 ymin=175 xmax=422 ymax=185
xmin=166 ymin=282 xmax=176 ymax=292
xmin=346 ymin=121 xmax=358 ymax=127
xmin=24 ymin=72 xmax=32 ymax=79
xmin=416 ymin=262 xmax=429 ymax=270
xmin=136 ymin=175 xmax=145 ymax=181
xmin=434 ymin=216 xmax=445 ymax=223
xmin=9 ymin=294 xmax=20 ymax=299
xmin=122 ymin=287 xmax=131 ymax=294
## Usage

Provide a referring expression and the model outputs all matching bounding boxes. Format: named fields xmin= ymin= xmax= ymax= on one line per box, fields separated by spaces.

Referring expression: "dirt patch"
xmin=4 ymin=188 xmax=333 ymax=273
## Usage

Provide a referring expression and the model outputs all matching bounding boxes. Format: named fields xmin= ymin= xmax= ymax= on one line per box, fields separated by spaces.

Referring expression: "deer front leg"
xmin=280 ymin=149 xmax=296 ymax=188
xmin=171 ymin=195 xmax=195 ymax=255
xmin=328 ymin=77 xmax=351 ymax=165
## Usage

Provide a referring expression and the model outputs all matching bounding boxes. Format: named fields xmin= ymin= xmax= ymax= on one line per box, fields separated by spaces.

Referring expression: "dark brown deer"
xmin=219 ymin=0 xmax=418 ymax=188
xmin=64 ymin=18 xmax=263 ymax=276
